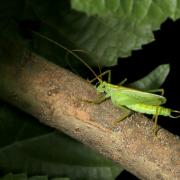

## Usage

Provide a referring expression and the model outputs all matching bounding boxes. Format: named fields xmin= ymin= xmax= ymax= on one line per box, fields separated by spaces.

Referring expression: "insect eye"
xmin=102 ymin=85 xmax=105 ymax=88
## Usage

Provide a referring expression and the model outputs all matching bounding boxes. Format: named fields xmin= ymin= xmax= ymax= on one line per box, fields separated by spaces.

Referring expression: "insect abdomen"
xmin=126 ymin=104 xmax=171 ymax=116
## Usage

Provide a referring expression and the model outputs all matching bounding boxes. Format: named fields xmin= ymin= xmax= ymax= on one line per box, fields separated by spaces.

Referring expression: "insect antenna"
xmin=98 ymin=64 xmax=102 ymax=80
xmin=31 ymin=31 xmax=101 ymax=82
xmin=65 ymin=49 xmax=88 ymax=76
xmin=170 ymin=110 xmax=180 ymax=118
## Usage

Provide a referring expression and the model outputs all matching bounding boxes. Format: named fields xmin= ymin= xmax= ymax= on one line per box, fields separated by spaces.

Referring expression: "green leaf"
xmin=51 ymin=178 xmax=69 ymax=180
xmin=0 ymin=173 xmax=27 ymax=180
xmin=72 ymin=0 xmax=180 ymax=20
xmin=0 ymin=103 xmax=122 ymax=180
xmin=28 ymin=176 xmax=48 ymax=180
xmin=28 ymin=0 xmax=153 ymax=66
xmin=0 ymin=173 xmax=69 ymax=180
xmin=1 ymin=1 xmax=180 ymax=67
xmin=129 ymin=64 xmax=170 ymax=91
xmin=26 ymin=0 xmax=180 ymax=67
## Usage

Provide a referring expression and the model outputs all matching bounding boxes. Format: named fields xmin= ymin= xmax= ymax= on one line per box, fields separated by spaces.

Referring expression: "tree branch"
xmin=0 ymin=53 xmax=179 ymax=179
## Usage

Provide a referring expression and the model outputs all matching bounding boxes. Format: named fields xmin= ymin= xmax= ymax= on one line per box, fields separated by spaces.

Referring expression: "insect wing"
xmin=116 ymin=87 xmax=166 ymax=106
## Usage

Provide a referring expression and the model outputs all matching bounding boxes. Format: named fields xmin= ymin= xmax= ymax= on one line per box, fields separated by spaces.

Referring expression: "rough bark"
xmin=0 ymin=53 xmax=179 ymax=180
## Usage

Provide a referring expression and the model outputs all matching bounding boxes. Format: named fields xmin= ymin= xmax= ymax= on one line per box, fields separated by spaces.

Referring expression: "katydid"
xmin=93 ymin=70 xmax=180 ymax=133
xmin=32 ymin=31 xmax=180 ymax=133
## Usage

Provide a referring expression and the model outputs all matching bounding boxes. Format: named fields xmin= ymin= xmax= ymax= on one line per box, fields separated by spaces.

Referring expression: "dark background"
xmin=116 ymin=18 xmax=180 ymax=179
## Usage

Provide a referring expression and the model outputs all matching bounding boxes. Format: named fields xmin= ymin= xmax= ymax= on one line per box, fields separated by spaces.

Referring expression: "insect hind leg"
xmin=81 ymin=94 xmax=108 ymax=104
xmin=152 ymin=106 xmax=161 ymax=135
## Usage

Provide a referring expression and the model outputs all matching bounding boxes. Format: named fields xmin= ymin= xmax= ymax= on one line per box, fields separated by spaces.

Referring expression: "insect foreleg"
xmin=83 ymin=94 xmax=108 ymax=104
